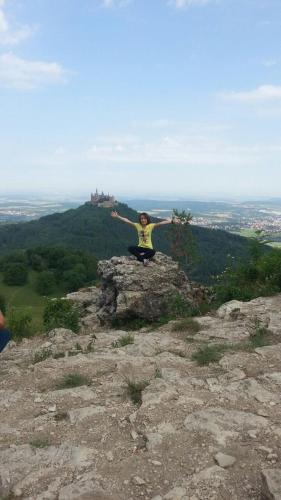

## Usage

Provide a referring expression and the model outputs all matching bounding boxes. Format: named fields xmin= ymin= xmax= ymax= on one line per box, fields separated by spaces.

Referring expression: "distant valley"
xmin=2 ymin=194 xmax=281 ymax=245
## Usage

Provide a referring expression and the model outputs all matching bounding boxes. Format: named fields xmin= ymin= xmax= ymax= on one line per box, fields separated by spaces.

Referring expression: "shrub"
xmin=43 ymin=298 xmax=80 ymax=333
xmin=33 ymin=348 xmax=52 ymax=364
xmin=0 ymin=293 xmax=6 ymax=314
xmin=3 ymin=263 xmax=28 ymax=286
xmin=36 ymin=271 xmax=56 ymax=295
xmin=112 ymin=334 xmax=134 ymax=348
xmin=30 ymin=435 xmax=50 ymax=448
xmin=172 ymin=317 xmax=200 ymax=333
xmin=7 ymin=307 xmax=33 ymax=341
xmin=55 ymin=372 xmax=91 ymax=389
xmin=167 ymin=293 xmax=199 ymax=319
xmin=125 ymin=379 xmax=149 ymax=406
xmin=214 ymin=248 xmax=281 ymax=304
xmin=191 ymin=344 xmax=226 ymax=366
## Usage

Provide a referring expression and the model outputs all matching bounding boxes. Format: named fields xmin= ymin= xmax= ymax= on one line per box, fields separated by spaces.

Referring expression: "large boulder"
xmin=96 ymin=253 xmax=206 ymax=324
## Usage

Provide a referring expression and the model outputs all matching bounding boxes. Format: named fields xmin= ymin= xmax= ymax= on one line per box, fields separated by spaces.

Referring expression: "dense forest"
xmin=0 ymin=202 xmax=256 ymax=283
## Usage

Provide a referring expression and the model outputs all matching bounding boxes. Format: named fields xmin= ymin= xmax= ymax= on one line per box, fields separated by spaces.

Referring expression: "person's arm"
xmin=154 ymin=217 xmax=181 ymax=228
xmin=111 ymin=210 xmax=135 ymax=227
xmin=0 ymin=311 xmax=6 ymax=329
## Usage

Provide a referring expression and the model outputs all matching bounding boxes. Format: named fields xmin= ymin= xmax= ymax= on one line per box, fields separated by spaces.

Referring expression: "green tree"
xmin=36 ymin=271 xmax=56 ymax=295
xmin=0 ymin=293 xmax=6 ymax=313
xmin=7 ymin=307 xmax=33 ymax=340
xmin=169 ymin=209 xmax=198 ymax=270
xmin=3 ymin=263 xmax=28 ymax=286
xmin=43 ymin=298 xmax=80 ymax=333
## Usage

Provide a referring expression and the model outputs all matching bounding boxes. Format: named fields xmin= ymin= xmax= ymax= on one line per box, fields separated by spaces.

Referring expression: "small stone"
xmin=261 ymin=468 xmax=281 ymax=500
xmin=258 ymin=446 xmax=273 ymax=454
xmin=247 ymin=429 xmax=258 ymax=439
xmin=214 ymin=452 xmax=236 ymax=468
xmin=129 ymin=412 xmax=137 ymax=424
xmin=163 ymin=487 xmax=187 ymax=499
xmin=34 ymin=397 xmax=43 ymax=403
xmin=106 ymin=451 xmax=114 ymax=461
xmin=48 ymin=404 xmax=57 ymax=412
xmin=267 ymin=453 xmax=278 ymax=460
xmin=133 ymin=476 xmax=146 ymax=486
xmin=131 ymin=430 xmax=138 ymax=440
xmin=257 ymin=409 xmax=269 ymax=417
xmin=151 ymin=460 xmax=162 ymax=466
xmin=269 ymin=401 xmax=276 ymax=406
xmin=14 ymin=489 xmax=23 ymax=497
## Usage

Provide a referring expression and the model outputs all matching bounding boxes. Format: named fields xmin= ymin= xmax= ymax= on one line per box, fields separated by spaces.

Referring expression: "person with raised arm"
xmin=111 ymin=210 xmax=179 ymax=266
xmin=0 ymin=309 xmax=11 ymax=353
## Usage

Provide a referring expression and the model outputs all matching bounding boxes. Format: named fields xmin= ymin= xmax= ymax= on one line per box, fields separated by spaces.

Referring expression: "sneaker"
xmin=128 ymin=255 xmax=137 ymax=261
xmin=143 ymin=259 xmax=149 ymax=266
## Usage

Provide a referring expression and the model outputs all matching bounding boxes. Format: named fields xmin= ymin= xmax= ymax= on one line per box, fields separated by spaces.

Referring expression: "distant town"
xmin=1 ymin=192 xmax=281 ymax=244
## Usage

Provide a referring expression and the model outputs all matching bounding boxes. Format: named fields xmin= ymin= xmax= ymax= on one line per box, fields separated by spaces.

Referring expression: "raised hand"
xmin=111 ymin=211 xmax=118 ymax=218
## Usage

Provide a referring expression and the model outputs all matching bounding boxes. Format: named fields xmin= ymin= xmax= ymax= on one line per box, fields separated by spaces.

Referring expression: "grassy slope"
xmin=0 ymin=271 xmax=64 ymax=333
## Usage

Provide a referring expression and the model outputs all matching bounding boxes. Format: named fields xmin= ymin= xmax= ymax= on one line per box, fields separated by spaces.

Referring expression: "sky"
xmin=0 ymin=0 xmax=281 ymax=200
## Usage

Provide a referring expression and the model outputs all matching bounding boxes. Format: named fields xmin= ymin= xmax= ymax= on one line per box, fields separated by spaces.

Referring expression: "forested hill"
xmin=0 ymin=202 xmax=253 ymax=283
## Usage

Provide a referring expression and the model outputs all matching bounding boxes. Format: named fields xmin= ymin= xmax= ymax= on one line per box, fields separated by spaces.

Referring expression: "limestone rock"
xmin=214 ymin=452 xmax=236 ymax=468
xmin=261 ymin=469 xmax=281 ymax=500
xmin=97 ymin=253 xmax=206 ymax=323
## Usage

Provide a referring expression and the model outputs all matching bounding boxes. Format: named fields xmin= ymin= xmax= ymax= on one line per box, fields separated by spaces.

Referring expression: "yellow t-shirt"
xmin=134 ymin=223 xmax=156 ymax=249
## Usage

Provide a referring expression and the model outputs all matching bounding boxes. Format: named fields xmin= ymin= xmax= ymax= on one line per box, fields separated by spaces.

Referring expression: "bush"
xmin=214 ymin=248 xmax=281 ymax=304
xmin=172 ymin=317 xmax=200 ymax=333
xmin=7 ymin=307 xmax=33 ymax=340
xmin=125 ymin=379 xmax=149 ymax=406
xmin=191 ymin=344 xmax=226 ymax=366
xmin=43 ymin=298 xmax=80 ymax=333
xmin=0 ymin=293 xmax=6 ymax=314
xmin=55 ymin=372 xmax=91 ymax=389
xmin=36 ymin=271 xmax=56 ymax=295
xmin=3 ymin=263 xmax=28 ymax=286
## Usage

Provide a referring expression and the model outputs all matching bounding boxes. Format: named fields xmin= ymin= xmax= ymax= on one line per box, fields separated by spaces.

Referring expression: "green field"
xmin=0 ymin=271 xmax=64 ymax=334
xmin=231 ymin=228 xmax=258 ymax=238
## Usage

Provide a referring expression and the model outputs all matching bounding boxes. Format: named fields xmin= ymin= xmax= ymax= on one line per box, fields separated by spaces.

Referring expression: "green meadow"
xmin=0 ymin=271 xmax=64 ymax=334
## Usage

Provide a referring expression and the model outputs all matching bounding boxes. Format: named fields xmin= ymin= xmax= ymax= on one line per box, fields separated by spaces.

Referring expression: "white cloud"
xmin=0 ymin=0 xmax=35 ymax=45
xmin=0 ymin=53 xmax=67 ymax=89
xmin=262 ymin=59 xmax=277 ymax=68
xmin=219 ymin=85 xmax=281 ymax=103
xmin=84 ymin=133 xmax=269 ymax=167
xmin=102 ymin=0 xmax=132 ymax=8
xmin=169 ymin=0 xmax=213 ymax=8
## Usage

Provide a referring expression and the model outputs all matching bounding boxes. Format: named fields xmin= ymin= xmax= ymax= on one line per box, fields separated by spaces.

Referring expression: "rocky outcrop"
xmin=97 ymin=253 xmax=206 ymax=324
xmin=1 ymin=294 xmax=281 ymax=499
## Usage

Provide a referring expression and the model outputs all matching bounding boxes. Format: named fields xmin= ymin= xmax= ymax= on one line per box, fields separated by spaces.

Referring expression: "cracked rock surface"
xmin=1 ymin=293 xmax=281 ymax=499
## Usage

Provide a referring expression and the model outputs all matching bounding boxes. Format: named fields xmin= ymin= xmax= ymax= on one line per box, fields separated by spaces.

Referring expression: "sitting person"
xmin=0 ymin=310 xmax=11 ymax=353
xmin=111 ymin=210 xmax=178 ymax=265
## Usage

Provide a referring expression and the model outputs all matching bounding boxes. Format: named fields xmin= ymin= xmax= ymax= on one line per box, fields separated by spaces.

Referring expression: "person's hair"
xmin=138 ymin=212 xmax=151 ymax=225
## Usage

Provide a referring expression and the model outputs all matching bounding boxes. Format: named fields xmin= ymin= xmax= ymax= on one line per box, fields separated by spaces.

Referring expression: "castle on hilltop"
xmin=90 ymin=189 xmax=117 ymax=208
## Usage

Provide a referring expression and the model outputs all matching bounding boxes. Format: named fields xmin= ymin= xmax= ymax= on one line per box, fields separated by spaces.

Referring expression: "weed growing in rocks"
xmin=112 ymin=334 xmax=134 ymax=348
xmin=53 ymin=351 xmax=65 ymax=359
xmin=172 ymin=317 xmax=200 ymax=333
xmin=32 ymin=348 xmax=52 ymax=364
xmin=55 ymin=372 xmax=91 ymax=389
xmin=247 ymin=317 xmax=270 ymax=348
xmin=125 ymin=379 xmax=149 ymax=406
xmin=154 ymin=367 xmax=162 ymax=378
xmin=43 ymin=299 xmax=80 ymax=333
xmin=54 ymin=411 xmax=68 ymax=421
xmin=30 ymin=435 xmax=51 ymax=448
xmin=192 ymin=344 xmax=227 ymax=366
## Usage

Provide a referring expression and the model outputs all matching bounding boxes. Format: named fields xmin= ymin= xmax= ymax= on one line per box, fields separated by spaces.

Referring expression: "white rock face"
xmin=97 ymin=253 xmax=207 ymax=323
xmin=1 ymin=292 xmax=281 ymax=499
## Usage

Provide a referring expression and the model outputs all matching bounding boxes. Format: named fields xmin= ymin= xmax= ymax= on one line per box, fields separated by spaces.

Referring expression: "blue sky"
xmin=0 ymin=0 xmax=281 ymax=199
